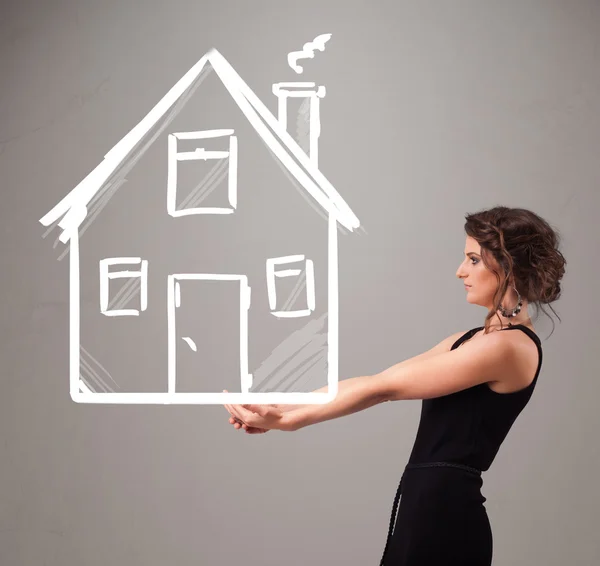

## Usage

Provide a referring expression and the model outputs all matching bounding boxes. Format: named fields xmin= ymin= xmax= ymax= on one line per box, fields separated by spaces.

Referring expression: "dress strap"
xmin=451 ymin=327 xmax=484 ymax=350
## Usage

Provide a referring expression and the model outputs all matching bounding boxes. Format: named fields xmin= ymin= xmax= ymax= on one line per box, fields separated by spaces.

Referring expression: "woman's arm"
xmin=283 ymin=330 xmax=467 ymax=430
xmin=224 ymin=331 xmax=470 ymax=432
xmin=285 ymin=330 xmax=514 ymax=431
xmin=285 ymin=376 xmax=385 ymax=431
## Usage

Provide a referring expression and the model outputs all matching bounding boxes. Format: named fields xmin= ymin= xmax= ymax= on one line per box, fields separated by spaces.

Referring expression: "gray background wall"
xmin=2 ymin=0 xmax=599 ymax=564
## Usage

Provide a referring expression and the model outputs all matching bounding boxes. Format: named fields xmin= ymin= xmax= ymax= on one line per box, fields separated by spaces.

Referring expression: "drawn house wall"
xmin=39 ymin=49 xmax=360 ymax=404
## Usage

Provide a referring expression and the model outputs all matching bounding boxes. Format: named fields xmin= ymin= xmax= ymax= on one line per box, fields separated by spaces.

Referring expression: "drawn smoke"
xmin=287 ymin=33 xmax=332 ymax=74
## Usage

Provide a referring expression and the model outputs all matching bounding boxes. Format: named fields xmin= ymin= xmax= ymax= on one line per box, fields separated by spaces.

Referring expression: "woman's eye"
xmin=471 ymin=258 xmax=479 ymax=265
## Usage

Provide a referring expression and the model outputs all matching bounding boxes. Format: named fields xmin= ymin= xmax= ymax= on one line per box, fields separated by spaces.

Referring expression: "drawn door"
xmin=167 ymin=274 xmax=251 ymax=394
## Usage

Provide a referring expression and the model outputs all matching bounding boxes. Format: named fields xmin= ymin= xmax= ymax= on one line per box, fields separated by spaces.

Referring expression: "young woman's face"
xmin=456 ymin=236 xmax=501 ymax=308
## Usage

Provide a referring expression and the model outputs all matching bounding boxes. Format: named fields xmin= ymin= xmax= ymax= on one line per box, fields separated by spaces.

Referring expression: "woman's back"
xmin=407 ymin=324 xmax=543 ymax=471
xmin=381 ymin=324 xmax=543 ymax=565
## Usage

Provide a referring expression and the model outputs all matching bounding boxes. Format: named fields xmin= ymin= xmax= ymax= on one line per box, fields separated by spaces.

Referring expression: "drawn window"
xmin=99 ymin=257 xmax=148 ymax=316
xmin=266 ymin=255 xmax=315 ymax=318
xmin=167 ymin=129 xmax=238 ymax=216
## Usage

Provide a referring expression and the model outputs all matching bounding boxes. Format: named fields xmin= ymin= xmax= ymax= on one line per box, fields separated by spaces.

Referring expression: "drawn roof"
xmin=39 ymin=48 xmax=360 ymax=243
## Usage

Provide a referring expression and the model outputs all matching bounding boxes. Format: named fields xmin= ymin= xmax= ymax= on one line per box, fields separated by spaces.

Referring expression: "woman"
xmin=223 ymin=206 xmax=566 ymax=565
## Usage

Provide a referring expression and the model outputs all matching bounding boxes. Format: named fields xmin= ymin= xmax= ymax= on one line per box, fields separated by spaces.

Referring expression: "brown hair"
xmin=464 ymin=206 xmax=567 ymax=339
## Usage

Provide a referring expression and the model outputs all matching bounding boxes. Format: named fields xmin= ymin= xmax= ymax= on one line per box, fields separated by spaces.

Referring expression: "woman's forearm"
xmin=281 ymin=350 xmax=431 ymax=430
xmin=286 ymin=376 xmax=385 ymax=431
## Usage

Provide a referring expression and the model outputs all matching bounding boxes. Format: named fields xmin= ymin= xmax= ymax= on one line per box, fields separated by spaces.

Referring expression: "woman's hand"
xmin=228 ymin=415 xmax=271 ymax=434
xmin=223 ymin=390 xmax=299 ymax=433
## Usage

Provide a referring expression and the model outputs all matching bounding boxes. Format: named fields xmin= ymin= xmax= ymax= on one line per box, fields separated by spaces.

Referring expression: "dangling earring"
xmin=498 ymin=285 xmax=522 ymax=326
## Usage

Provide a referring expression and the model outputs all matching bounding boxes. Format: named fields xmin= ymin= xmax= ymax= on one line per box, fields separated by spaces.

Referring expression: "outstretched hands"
xmin=227 ymin=414 xmax=271 ymax=434
xmin=222 ymin=390 xmax=300 ymax=433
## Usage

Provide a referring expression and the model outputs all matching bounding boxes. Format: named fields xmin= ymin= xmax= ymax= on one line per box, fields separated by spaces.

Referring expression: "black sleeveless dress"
xmin=379 ymin=324 xmax=543 ymax=566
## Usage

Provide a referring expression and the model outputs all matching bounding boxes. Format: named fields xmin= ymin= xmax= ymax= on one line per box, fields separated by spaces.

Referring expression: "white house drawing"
xmin=39 ymin=45 xmax=360 ymax=405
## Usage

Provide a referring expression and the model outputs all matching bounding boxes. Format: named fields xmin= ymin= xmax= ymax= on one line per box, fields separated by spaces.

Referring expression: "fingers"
xmin=231 ymin=418 xmax=262 ymax=433
xmin=226 ymin=404 xmax=246 ymax=424
xmin=223 ymin=403 xmax=242 ymax=425
xmin=246 ymin=404 xmax=274 ymax=418
xmin=228 ymin=415 xmax=244 ymax=428
xmin=227 ymin=402 xmax=257 ymax=426
xmin=223 ymin=390 xmax=270 ymax=434
xmin=228 ymin=411 xmax=251 ymax=432
xmin=223 ymin=390 xmax=235 ymax=417
xmin=242 ymin=403 xmax=265 ymax=416
xmin=232 ymin=418 xmax=269 ymax=434
xmin=223 ymin=390 xmax=248 ymax=424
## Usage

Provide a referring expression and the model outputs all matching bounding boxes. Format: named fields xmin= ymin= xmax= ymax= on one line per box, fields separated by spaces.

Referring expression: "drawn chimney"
xmin=272 ymin=81 xmax=326 ymax=167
